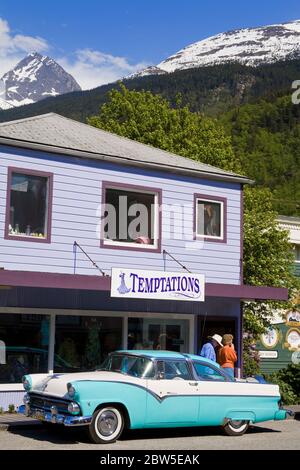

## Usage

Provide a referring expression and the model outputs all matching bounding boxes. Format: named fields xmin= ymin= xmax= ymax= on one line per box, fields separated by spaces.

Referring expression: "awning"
xmin=0 ymin=270 xmax=288 ymax=301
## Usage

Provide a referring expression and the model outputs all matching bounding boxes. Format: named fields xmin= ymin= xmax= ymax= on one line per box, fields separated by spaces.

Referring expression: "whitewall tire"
xmin=87 ymin=406 xmax=124 ymax=444
xmin=223 ymin=419 xmax=249 ymax=436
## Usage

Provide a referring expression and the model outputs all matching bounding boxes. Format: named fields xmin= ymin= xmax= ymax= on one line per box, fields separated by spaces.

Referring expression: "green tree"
xmin=88 ymin=85 xmax=299 ymax=374
xmin=87 ymin=84 xmax=238 ymax=172
xmin=242 ymin=186 xmax=300 ymax=373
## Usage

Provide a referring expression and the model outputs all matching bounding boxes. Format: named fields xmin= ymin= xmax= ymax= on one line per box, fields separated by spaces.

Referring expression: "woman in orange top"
xmin=218 ymin=334 xmax=237 ymax=378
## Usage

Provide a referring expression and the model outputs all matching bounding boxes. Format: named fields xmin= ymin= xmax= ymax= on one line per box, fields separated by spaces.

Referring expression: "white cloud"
xmin=0 ymin=17 xmax=49 ymax=76
xmin=0 ymin=17 xmax=149 ymax=92
xmin=58 ymin=48 xmax=150 ymax=90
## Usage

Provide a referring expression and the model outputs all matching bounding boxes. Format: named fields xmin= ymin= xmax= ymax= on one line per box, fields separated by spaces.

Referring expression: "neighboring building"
xmin=0 ymin=113 xmax=287 ymax=409
xmin=257 ymin=216 xmax=300 ymax=374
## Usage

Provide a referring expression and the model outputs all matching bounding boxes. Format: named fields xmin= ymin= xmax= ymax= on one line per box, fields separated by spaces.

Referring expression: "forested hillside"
xmin=222 ymin=95 xmax=300 ymax=215
xmin=1 ymin=60 xmax=300 ymax=123
xmin=0 ymin=60 xmax=300 ymax=215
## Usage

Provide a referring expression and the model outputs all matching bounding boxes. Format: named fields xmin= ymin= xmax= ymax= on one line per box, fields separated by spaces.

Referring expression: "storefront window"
xmin=128 ymin=318 xmax=189 ymax=353
xmin=6 ymin=169 xmax=52 ymax=241
xmin=55 ymin=315 xmax=122 ymax=371
xmin=0 ymin=314 xmax=50 ymax=383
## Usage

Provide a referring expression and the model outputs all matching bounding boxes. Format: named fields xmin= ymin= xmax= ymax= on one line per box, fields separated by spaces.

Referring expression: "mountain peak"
xmin=0 ymin=52 xmax=81 ymax=109
xmin=132 ymin=19 xmax=300 ymax=78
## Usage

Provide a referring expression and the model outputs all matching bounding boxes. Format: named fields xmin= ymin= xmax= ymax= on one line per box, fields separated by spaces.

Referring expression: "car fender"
xmin=71 ymin=379 xmax=148 ymax=428
xmin=224 ymin=410 xmax=256 ymax=423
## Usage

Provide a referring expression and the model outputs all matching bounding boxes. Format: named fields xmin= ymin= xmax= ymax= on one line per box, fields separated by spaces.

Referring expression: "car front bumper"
xmin=18 ymin=404 xmax=92 ymax=426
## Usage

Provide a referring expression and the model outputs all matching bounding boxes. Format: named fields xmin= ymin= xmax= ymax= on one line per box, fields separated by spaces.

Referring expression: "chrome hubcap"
xmin=97 ymin=410 xmax=118 ymax=436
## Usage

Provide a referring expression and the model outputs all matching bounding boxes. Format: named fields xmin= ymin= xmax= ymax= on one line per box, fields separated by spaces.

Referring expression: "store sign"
xmin=258 ymin=350 xmax=278 ymax=359
xmin=111 ymin=268 xmax=205 ymax=302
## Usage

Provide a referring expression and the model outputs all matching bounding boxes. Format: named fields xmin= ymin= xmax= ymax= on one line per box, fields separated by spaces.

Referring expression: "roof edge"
xmin=0 ymin=136 xmax=253 ymax=185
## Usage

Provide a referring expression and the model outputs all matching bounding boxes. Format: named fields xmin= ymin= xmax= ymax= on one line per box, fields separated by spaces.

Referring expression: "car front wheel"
xmin=87 ymin=406 xmax=124 ymax=444
xmin=223 ymin=419 xmax=249 ymax=436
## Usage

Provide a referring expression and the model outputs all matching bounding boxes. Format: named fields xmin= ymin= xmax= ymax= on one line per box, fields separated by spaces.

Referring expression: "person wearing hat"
xmin=198 ymin=334 xmax=223 ymax=362
xmin=218 ymin=334 xmax=237 ymax=378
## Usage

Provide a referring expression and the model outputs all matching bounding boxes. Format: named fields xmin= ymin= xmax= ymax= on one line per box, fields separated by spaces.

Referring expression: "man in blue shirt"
xmin=199 ymin=334 xmax=223 ymax=362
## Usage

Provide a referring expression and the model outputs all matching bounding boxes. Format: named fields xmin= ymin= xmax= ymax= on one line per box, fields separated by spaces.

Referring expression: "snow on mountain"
xmin=0 ymin=52 xmax=81 ymax=110
xmin=132 ymin=20 xmax=300 ymax=78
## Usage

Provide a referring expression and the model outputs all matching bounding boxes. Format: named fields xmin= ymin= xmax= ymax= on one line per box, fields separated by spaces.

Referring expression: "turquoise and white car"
xmin=19 ymin=350 xmax=291 ymax=444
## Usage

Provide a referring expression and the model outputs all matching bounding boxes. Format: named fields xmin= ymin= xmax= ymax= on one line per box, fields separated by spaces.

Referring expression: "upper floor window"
xmin=194 ymin=194 xmax=227 ymax=243
xmin=5 ymin=168 xmax=53 ymax=243
xmin=101 ymin=182 xmax=161 ymax=252
xmin=293 ymin=244 xmax=300 ymax=262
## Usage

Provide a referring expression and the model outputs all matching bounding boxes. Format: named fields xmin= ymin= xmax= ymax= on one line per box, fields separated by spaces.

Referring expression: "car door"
xmin=193 ymin=361 xmax=232 ymax=425
xmin=145 ymin=359 xmax=200 ymax=426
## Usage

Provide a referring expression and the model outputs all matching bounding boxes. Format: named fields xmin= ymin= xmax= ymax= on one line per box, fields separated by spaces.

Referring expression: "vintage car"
xmin=19 ymin=350 xmax=292 ymax=444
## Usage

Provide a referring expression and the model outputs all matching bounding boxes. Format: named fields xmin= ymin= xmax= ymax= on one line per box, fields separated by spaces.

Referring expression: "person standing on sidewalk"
xmin=199 ymin=334 xmax=223 ymax=362
xmin=218 ymin=334 xmax=237 ymax=378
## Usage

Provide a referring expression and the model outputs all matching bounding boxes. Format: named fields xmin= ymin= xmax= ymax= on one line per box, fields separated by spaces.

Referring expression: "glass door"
xmin=128 ymin=318 xmax=189 ymax=352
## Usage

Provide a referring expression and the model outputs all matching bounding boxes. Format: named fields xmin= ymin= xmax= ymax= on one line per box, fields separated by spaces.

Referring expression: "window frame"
xmin=100 ymin=181 xmax=162 ymax=253
xmin=192 ymin=360 xmax=232 ymax=382
xmin=193 ymin=193 xmax=227 ymax=243
xmin=4 ymin=167 xmax=53 ymax=244
xmin=155 ymin=359 xmax=193 ymax=381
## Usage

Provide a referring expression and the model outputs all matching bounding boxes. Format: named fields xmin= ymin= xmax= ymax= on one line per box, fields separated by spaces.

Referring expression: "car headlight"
xmin=67 ymin=402 xmax=80 ymax=414
xmin=22 ymin=375 xmax=32 ymax=391
xmin=67 ymin=382 xmax=76 ymax=398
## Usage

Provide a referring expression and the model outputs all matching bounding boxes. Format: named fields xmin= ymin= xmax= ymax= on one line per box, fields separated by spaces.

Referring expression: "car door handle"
xmin=189 ymin=382 xmax=198 ymax=386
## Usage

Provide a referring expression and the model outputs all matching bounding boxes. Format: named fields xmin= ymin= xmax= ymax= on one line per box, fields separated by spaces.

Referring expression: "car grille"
xmin=29 ymin=393 xmax=72 ymax=415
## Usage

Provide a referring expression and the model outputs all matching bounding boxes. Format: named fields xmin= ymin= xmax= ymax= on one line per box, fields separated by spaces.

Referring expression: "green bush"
xmin=267 ymin=364 xmax=300 ymax=405
xmin=8 ymin=404 xmax=15 ymax=414
xmin=0 ymin=406 xmax=3 ymax=414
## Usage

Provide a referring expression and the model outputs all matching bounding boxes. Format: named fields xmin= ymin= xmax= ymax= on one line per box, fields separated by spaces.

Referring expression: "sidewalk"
xmin=0 ymin=413 xmax=41 ymax=431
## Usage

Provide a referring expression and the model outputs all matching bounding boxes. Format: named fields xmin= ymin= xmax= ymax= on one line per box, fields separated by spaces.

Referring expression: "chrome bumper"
xmin=274 ymin=408 xmax=295 ymax=420
xmin=285 ymin=409 xmax=295 ymax=419
xmin=18 ymin=404 xmax=92 ymax=426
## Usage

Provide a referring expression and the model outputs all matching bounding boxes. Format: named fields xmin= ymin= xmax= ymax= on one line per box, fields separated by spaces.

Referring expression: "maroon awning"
xmin=0 ymin=269 xmax=288 ymax=301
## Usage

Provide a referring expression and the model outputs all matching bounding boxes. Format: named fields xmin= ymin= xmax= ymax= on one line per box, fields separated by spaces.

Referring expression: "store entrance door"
xmin=197 ymin=317 xmax=237 ymax=355
xmin=128 ymin=318 xmax=189 ymax=353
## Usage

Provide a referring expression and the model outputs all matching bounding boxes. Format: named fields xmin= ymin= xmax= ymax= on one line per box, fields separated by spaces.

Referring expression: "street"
xmin=0 ymin=418 xmax=299 ymax=450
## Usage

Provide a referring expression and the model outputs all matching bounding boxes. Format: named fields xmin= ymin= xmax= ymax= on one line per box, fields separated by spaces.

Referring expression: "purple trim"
xmin=240 ymin=302 xmax=244 ymax=377
xmin=0 ymin=270 xmax=111 ymax=291
xmin=100 ymin=180 xmax=162 ymax=253
xmin=240 ymin=187 xmax=244 ymax=283
xmin=206 ymin=283 xmax=288 ymax=301
xmin=0 ymin=270 xmax=288 ymax=301
xmin=4 ymin=167 xmax=53 ymax=244
xmin=193 ymin=193 xmax=227 ymax=244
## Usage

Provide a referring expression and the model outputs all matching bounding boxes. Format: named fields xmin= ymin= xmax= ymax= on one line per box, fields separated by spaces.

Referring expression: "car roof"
xmin=114 ymin=350 xmax=221 ymax=368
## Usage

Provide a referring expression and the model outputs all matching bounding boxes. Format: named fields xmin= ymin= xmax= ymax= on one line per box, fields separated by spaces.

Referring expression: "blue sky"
xmin=0 ymin=0 xmax=300 ymax=89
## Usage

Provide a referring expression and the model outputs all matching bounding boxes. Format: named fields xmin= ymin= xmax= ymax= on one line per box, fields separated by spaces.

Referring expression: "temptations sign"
xmin=111 ymin=268 xmax=205 ymax=302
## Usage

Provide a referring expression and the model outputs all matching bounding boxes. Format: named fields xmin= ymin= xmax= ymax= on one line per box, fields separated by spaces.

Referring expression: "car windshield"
xmin=99 ymin=354 xmax=155 ymax=379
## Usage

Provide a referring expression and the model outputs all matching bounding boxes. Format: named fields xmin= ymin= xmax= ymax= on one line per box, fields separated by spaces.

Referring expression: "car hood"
xmin=30 ymin=370 xmax=136 ymax=398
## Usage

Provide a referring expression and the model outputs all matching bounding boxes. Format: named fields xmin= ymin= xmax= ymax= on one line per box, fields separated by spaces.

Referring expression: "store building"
xmin=0 ymin=113 xmax=287 ymax=409
xmin=257 ymin=216 xmax=300 ymax=373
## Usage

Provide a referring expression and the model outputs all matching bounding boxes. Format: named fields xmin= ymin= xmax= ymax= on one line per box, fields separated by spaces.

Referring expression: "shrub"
xmin=267 ymin=364 xmax=300 ymax=405
xmin=8 ymin=404 xmax=15 ymax=413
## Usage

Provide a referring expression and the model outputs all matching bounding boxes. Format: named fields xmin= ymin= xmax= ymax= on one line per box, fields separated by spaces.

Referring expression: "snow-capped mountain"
xmin=0 ymin=52 xmax=81 ymax=110
xmin=132 ymin=19 xmax=300 ymax=77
